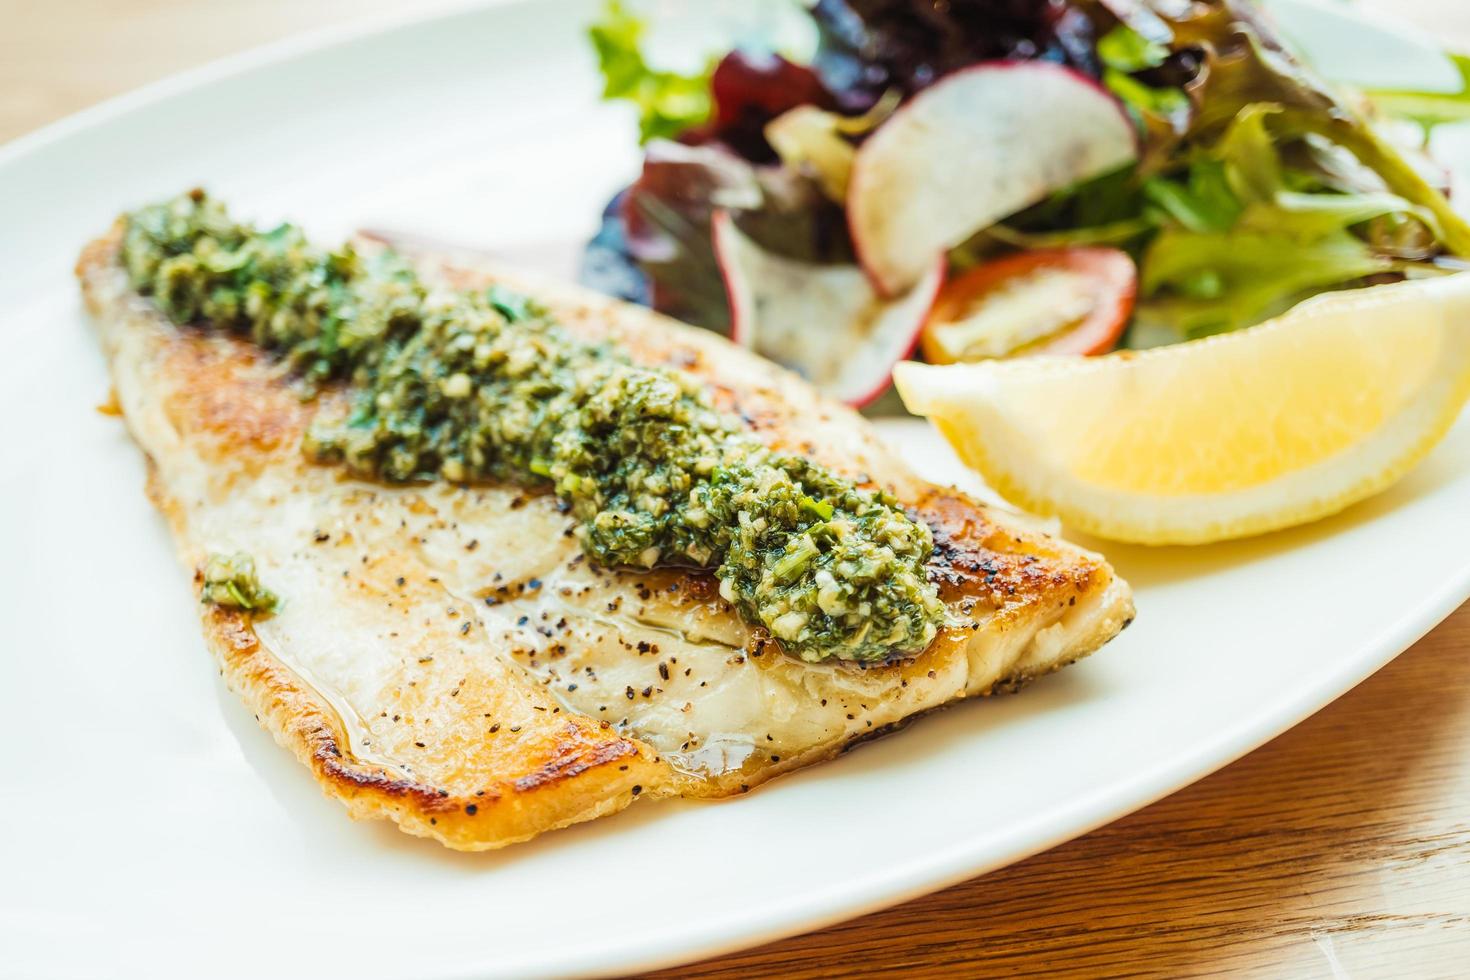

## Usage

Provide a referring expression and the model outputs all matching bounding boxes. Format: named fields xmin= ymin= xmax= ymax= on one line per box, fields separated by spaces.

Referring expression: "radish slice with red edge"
xmin=712 ymin=210 xmax=945 ymax=407
xmin=849 ymin=61 xmax=1139 ymax=297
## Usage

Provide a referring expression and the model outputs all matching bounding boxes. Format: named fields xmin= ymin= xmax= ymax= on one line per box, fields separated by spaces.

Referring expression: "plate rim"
xmin=4 ymin=1 xmax=1468 ymax=976
xmin=0 ymin=0 xmax=496 ymax=167
xmin=595 ymin=569 xmax=1470 ymax=978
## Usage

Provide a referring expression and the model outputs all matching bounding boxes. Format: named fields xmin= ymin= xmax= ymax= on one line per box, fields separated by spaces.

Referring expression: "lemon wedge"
xmin=894 ymin=275 xmax=1470 ymax=545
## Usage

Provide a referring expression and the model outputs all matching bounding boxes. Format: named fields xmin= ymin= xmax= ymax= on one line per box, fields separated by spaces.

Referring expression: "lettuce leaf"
xmin=588 ymin=1 xmax=715 ymax=143
xmin=1142 ymin=157 xmax=1240 ymax=232
xmin=1138 ymin=105 xmax=1438 ymax=335
xmin=585 ymin=3 xmax=853 ymax=331
xmin=1019 ymin=4 xmax=1470 ymax=338
xmin=1273 ymin=107 xmax=1470 ymax=256
xmin=1140 ymin=229 xmax=1389 ymax=337
xmin=1367 ymin=52 xmax=1470 ymax=132
xmin=596 ymin=139 xmax=852 ymax=334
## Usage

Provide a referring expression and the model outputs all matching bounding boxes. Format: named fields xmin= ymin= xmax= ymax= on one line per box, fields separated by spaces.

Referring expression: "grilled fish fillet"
xmin=78 ymin=224 xmax=1134 ymax=850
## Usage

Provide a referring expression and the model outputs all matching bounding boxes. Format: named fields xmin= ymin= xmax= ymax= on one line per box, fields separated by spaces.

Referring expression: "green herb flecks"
xmin=201 ymin=552 xmax=279 ymax=613
xmin=123 ymin=192 xmax=944 ymax=664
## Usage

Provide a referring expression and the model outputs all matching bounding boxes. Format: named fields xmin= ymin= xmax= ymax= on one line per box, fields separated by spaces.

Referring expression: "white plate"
xmin=1 ymin=2 xmax=1467 ymax=977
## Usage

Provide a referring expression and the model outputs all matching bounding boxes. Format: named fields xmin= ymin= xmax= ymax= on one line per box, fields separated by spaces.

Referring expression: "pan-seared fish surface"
xmin=79 ymin=226 xmax=1133 ymax=850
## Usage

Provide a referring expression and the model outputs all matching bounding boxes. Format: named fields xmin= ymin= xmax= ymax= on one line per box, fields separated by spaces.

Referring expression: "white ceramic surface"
xmin=1 ymin=2 xmax=1467 ymax=977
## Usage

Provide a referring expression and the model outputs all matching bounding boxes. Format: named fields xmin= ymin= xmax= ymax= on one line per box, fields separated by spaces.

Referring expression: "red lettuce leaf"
xmin=582 ymin=139 xmax=852 ymax=333
xmin=679 ymin=50 xmax=840 ymax=163
xmin=810 ymin=0 xmax=1102 ymax=101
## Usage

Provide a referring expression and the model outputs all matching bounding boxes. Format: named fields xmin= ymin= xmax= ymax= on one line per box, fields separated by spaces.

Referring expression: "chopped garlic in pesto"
xmin=201 ymin=552 xmax=279 ymax=613
xmin=124 ymin=191 xmax=944 ymax=662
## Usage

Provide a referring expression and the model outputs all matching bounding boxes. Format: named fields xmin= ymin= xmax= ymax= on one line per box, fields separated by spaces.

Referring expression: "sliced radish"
xmin=712 ymin=211 xmax=944 ymax=407
xmin=849 ymin=61 xmax=1139 ymax=296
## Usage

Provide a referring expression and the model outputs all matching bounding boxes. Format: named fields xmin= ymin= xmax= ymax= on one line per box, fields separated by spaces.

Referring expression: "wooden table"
xmin=5 ymin=2 xmax=1467 ymax=976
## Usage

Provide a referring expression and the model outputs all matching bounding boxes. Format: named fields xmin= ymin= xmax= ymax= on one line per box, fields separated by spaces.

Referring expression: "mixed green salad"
xmin=580 ymin=0 xmax=1470 ymax=406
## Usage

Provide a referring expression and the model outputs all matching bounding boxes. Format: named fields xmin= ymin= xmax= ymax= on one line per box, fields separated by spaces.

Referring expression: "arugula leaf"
xmin=588 ymin=1 xmax=714 ymax=144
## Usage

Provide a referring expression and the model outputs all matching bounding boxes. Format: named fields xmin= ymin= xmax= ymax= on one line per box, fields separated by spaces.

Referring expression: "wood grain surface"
xmin=4 ymin=2 xmax=1468 ymax=977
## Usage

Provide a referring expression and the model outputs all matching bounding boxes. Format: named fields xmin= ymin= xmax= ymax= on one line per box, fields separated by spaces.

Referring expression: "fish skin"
xmin=77 ymin=224 xmax=1134 ymax=851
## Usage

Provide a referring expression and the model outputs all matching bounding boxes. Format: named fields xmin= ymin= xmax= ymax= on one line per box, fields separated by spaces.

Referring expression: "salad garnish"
xmin=582 ymin=0 xmax=1470 ymax=403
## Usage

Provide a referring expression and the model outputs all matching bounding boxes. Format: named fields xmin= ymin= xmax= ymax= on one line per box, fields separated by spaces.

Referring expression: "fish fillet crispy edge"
xmin=78 ymin=224 xmax=1135 ymax=851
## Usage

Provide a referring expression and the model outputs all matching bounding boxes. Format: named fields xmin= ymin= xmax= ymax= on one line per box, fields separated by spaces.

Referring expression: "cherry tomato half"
xmin=921 ymin=247 xmax=1137 ymax=363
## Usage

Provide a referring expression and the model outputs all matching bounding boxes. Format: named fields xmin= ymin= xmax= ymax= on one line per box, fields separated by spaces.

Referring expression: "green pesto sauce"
xmin=123 ymin=191 xmax=944 ymax=662
xmin=201 ymin=552 xmax=279 ymax=613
